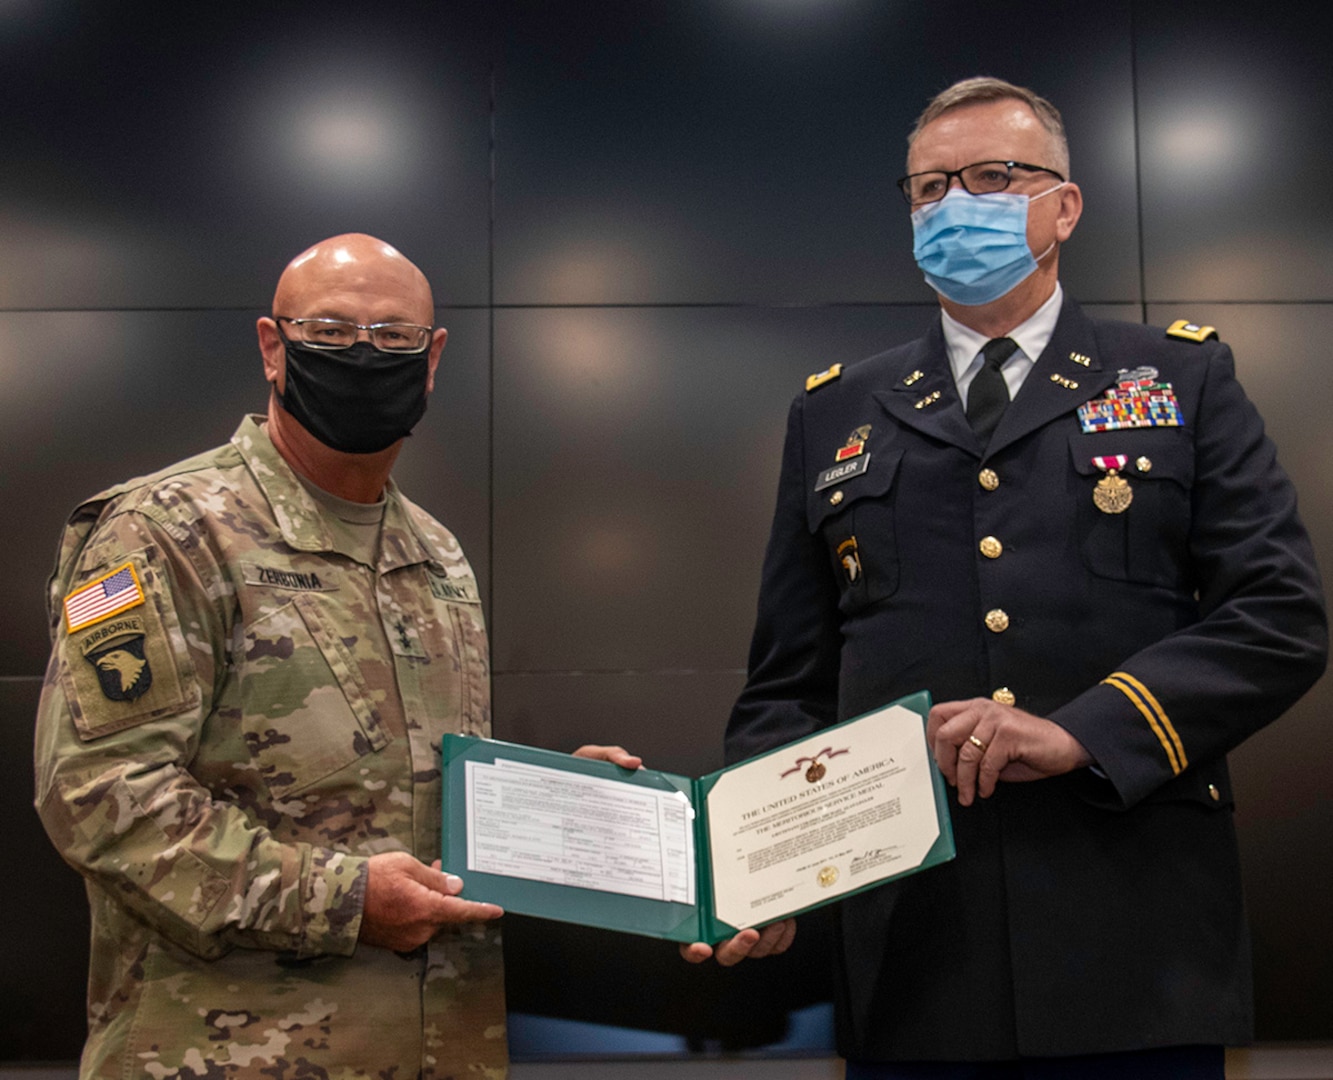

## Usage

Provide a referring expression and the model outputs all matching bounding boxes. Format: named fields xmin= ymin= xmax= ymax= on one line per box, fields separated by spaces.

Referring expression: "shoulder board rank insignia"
xmin=806 ymin=363 xmax=843 ymax=392
xmin=1166 ymin=319 xmax=1218 ymax=343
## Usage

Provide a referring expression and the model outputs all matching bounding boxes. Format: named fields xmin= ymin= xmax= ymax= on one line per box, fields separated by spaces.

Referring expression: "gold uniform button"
xmin=1136 ymin=456 xmax=1153 ymax=474
xmin=1208 ymin=784 xmax=1220 ymax=802
xmin=829 ymin=490 xmax=844 ymax=506
xmin=992 ymin=687 xmax=1015 ymax=706
xmin=979 ymin=536 xmax=1003 ymax=559
xmin=985 ymin=609 xmax=1010 ymax=633
xmin=979 ymin=468 xmax=1000 ymax=491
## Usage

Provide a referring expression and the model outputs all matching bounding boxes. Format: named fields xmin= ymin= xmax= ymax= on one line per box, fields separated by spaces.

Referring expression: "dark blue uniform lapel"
xmin=869 ymin=301 xmax=1124 ymax=460
xmin=870 ymin=319 xmax=978 ymax=456
xmin=988 ymin=299 xmax=1120 ymax=458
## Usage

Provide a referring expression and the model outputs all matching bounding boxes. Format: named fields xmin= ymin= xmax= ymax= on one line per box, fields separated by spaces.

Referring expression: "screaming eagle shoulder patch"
xmin=59 ymin=553 xmax=197 ymax=740
xmin=80 ymin=617 xmax=153 ymax=701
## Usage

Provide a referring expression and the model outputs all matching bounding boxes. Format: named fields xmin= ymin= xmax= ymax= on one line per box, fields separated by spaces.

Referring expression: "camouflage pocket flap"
xmin=240 ymin=595 xmax=390 ymax=800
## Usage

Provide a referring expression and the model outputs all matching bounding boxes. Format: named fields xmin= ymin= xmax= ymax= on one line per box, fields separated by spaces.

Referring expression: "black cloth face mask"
xmin=277 ymin=332 xmax=430 ymax=454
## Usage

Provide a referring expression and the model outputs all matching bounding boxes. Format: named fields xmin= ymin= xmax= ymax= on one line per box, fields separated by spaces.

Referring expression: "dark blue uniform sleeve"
xmin=725 ymin=395 xmax=843 ymax=765
xmin=1052 ymin=342 xmax=1327 ymax=806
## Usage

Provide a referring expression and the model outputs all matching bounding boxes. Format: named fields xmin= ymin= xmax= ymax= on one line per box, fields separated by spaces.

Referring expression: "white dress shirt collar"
xmin=942 ymin=283 xmax=1064 ymax=404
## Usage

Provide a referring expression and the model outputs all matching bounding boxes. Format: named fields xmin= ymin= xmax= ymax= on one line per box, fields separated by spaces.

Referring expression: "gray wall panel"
xmin=491 ymin=305 xmax=937 ymax=673
xmin=0 ymin=677 xmax=88 ymax=1062
xmin=494 ymin=0 xmax=1138 ymax=306
xmin=1137 ymin=5 xmax=1333 ymax=301
xmin=0 ymin=3 xmax=492 ymax=310
xmin=494 ymin=671 xmax=745 ymax=777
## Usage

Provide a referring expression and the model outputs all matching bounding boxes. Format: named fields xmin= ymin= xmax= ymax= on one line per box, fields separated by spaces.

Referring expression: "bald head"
xmin=256 ymin=233 xmax=449 ymax=488
xmin=273 ymin=233 xmax=434 ymax=327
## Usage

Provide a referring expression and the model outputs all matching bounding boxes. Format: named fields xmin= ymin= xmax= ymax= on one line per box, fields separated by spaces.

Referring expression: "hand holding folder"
xmin=440 ymin=691 xmax=954 ymax=943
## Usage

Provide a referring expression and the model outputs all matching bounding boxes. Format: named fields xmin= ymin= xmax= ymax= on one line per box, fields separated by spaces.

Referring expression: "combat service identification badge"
xmin=837 ymin=536 xmax=862 ymax=584
xmin=835 ymin=425 xmax=872 ymax=462
xmin=1092 ymin=455 xmax=1133 ymax=514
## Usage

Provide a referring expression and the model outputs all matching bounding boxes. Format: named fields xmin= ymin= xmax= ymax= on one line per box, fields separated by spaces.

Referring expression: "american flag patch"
xmin=64 ymin=563 xmax=146 ymax=633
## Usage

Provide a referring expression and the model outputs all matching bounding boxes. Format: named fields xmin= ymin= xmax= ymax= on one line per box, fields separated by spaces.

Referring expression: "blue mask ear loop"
xmin=1028 ymin=181 xmax=1068 ymax=264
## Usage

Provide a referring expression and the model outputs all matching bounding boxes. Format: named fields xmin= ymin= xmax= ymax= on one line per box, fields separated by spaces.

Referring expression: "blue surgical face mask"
xmin=911 ymin=183 xmax=1064 ymax=306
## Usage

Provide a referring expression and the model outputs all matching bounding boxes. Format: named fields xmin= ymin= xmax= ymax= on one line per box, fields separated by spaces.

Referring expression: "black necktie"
xmin=966 ymin=337 xmax=1018 ymax=444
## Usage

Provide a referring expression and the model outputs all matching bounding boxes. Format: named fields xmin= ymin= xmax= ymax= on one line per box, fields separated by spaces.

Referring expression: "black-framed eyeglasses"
xmin=276 ymin=316 xmax=433 ymax=353
xmin=897 ymin=160 xmax=1066 ymax=208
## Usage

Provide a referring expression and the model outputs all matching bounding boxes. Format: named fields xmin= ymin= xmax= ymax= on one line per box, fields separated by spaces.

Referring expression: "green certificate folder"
xmin=440 ymin=690 xmax=954 ymax=944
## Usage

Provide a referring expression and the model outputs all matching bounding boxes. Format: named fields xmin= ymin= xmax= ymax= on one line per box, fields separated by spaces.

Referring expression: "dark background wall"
xmin=3 ymin=0 xmax=1330 ymax=1063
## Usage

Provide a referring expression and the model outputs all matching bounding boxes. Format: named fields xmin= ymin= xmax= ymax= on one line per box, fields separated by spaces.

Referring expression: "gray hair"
xmin=907 ymin=76 xmax=1070 ymax=177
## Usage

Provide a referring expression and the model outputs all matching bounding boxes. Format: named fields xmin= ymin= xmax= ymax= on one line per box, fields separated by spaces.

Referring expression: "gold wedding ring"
xmin=968 ymin=734 xmax=988 ymax=753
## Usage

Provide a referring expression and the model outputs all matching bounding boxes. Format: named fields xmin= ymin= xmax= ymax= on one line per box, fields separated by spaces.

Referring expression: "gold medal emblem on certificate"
xmin=818 ymin=866 xmax=839 ymax=888
xmin=1092 ymin=455 xmax=1133 ymax=514
xmin=781 ymin=747 xmax=849 ymax=781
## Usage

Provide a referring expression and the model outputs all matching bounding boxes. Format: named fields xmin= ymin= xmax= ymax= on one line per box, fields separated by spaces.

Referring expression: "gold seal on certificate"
xmin=704 ymin=699 xmax=951 ymax=933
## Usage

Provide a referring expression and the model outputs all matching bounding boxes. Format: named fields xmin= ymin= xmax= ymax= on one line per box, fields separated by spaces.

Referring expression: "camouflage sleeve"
xmin=33 ymin=505 xmax=368 ymax=961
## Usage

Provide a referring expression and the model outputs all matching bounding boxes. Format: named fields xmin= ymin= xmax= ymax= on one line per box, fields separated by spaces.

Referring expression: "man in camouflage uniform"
xmin=35 ymin=234 xmax=635 ymax=1079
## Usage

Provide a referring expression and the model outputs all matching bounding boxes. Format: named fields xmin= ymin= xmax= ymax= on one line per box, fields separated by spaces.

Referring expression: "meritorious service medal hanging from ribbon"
xmin=1092 ymin=454 xmax=1133 ymax=514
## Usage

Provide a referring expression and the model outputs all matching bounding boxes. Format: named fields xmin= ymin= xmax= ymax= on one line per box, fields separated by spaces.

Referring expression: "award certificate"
xmin=440 ymin=690 xmax=953 ymax=943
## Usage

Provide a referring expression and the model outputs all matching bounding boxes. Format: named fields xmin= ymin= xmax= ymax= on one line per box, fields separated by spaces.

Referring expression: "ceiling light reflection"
xmin=255 ymin=79 xmax=435 ymax=195
xmin=1147 ymin=102 xmax=1259 ymax=192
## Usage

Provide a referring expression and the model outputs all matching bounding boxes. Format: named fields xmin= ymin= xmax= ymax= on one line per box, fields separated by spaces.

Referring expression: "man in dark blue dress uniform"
xmin=686 ymin=77 xmax=1327 ymax=1078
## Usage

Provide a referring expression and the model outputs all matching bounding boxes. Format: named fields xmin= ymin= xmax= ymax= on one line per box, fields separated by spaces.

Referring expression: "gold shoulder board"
xmin=806 ymin=363 xmax=843 ymax=392
xmin=1166 ymin=319 xmax=1218 ymax=343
